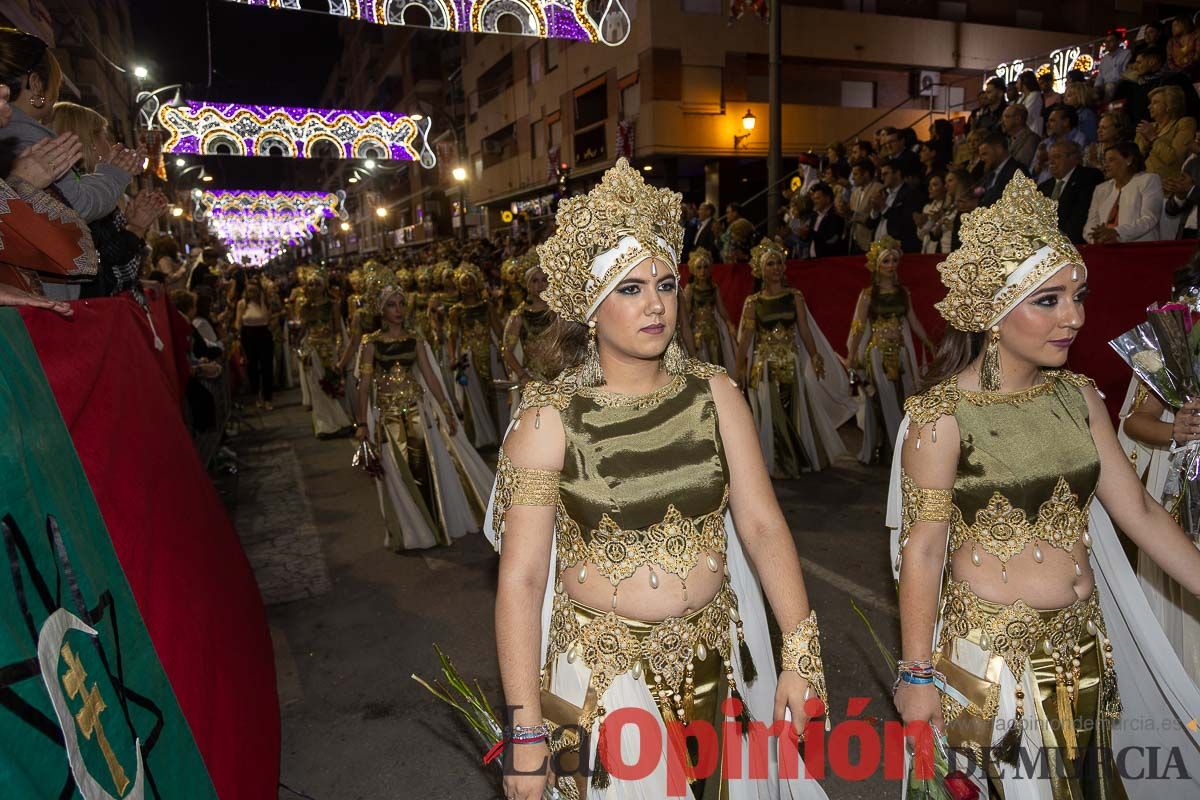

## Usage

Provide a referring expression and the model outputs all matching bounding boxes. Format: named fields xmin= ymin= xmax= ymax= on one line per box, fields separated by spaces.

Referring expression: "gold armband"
xmin=359 ymin=361 xmax=374 ymax=376
xmin=900 ymin=472 xmax=953 ymax=528
xmin=849 ymin=318 xmax=865 ymax=337
xmin=491 ymin=450 xmax=560 ymax=550
xmin=781 ymin=611 xmax=828 ymax=725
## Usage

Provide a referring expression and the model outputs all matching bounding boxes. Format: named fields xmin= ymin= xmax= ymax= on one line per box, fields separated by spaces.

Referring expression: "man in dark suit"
xmin=867 ymin=159 xmax=922 ymax=253
xmin=978 ymin=131 xmax=1028 ymax=207
xmin=799 ymin=182 xmax=846 ymax=258
xmin=1037 ymin=140 xmax=1103 ymax=243
xmin=690 ymin=202 xmax=718 ymax=258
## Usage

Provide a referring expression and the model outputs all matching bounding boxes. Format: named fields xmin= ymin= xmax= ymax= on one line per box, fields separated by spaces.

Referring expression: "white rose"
xmin=1132 ymin=350 xmax=1165 ymax=373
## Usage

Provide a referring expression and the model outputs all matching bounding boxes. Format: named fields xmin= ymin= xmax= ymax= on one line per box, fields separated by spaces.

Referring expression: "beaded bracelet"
xmin=508 ymin=722 xmax=550 ymax=743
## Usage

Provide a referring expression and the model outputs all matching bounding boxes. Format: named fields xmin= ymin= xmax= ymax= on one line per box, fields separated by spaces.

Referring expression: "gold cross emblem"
xmin=61 ymin=644 xmax=131 ymax=795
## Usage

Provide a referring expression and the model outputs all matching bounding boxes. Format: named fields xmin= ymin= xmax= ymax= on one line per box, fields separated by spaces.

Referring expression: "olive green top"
xmin=558 ymin=369 xmax=729 ymax=533
xmin=520 ymin=304 xmax=555 ymax=339
xmin=749 ymin=290 xmax=799 ymax=334
xmin=689 ymin=283 xmax=718 ymax=313
xmin=371 ymin=335 xmax=418 ymax=370
xmin=951 ymin=374 xmax=1099 ymax=522
xmin=869 ymin=288 xmax=909 ymax=321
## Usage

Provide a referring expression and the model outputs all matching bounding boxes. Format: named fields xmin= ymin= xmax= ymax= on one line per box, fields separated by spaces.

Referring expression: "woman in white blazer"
xmin=1017 ymin=70 xmax=1045 ymax=136
xmin=1085 ymin=140 xmax=1164 ymax=243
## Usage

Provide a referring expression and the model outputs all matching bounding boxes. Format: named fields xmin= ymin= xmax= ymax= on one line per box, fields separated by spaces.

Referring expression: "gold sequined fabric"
xmin=546 ymin=582 xmax=743 ymax=729
xmin=744 ymin=290 xmax=801 ymax=388
xmin=780 ymin=610 xmax=828 ymax=713
xmin=368 ymin=335 xmax=423 ymax=421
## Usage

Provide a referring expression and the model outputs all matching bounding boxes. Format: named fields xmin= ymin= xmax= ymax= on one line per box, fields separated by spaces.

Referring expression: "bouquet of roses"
xmin=413 ymin=646 xmax=563 ymax=800
xmin=318 ymin=366 xmax=345 ymax=399
xmin=1110 ymin=302 xmax=1200 ymax=538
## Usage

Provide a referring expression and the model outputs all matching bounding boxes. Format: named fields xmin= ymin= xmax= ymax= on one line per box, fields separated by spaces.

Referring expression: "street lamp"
xmin=340 ymin=221 xmax=351 ymax=231
xmin=375 ymin=207 xmax=388 ymax=218
xmin=174 ymin=157 xmax=185 ymax=167
xmin=734 ymin=109 xmax=756 ymax=150
xmin=452 ymin=166 xmax=468 ymax=182
xmin=171 ymin=206 xmax=184 ymax=218
xmin=133 ymin=65 xmax=148 ymax=81
xmin=365 ymin=159 xmax=376 ymax=170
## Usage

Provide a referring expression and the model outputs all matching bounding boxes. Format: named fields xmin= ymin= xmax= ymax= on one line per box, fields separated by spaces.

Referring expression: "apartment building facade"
xmin=460 ymin=0 xmax=1145 ymax=232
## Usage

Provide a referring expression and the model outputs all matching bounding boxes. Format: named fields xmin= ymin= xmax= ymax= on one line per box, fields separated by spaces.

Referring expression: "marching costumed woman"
xmin=488 ymin=159 xmax=830 ymax=800
xmin=736 ymin=239 xmax=855 ymax=476
xmin=448 ymin=261 xmax=504 ymax=448
xmin=680 ymin=247 xmax=736 ymax=368
xmin=1117 ymin=262 xmax=1200 ymax=684
xmin=294 ymin=265 xmax=353 ymax=436
xmin=355 ymin=283 xmax=493 ymax=550
xmin=845 ymin=237 xmax=934 ymax=465
xmin=889 ymin=173 xmax=1200 ymax=800
xmin=501 ymin=260 xmax=557 ymax=387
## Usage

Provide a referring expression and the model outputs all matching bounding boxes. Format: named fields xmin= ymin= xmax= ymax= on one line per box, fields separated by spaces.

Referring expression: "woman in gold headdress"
xmin=487 ymin=159 xmax=830 ymax=800
xmin=846 ymin=237 xmax=934 ymax=464
xmin=447 ymin=261 xmax=503 ymax=448
xmin=680 ymin=247 xmax=735 ymax=368
xmin=355 ymin=283 xmax=492 ymax=550
xmin=890 ymin=173 xmax=1200 ymax=799
xmin=500 ymin=254 xmax=528 ymax=318
xmin=735 ymin=240 xmax=855 ymax=476
xmin=501 ymin=260 xmax=556 ymax=386
xmin=293 ymin=265 xmax=354 ymax=436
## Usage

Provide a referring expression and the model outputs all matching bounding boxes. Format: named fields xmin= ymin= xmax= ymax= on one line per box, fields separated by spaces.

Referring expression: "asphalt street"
xmin=219 ymin=387 xmax=904 ymax=800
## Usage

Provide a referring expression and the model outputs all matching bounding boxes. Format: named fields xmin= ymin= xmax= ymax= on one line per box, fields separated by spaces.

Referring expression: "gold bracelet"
xmin=781 ymin=610 xmax=828 ymax=720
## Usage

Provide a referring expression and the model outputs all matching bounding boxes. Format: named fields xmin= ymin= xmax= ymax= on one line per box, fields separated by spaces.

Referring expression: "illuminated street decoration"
xmin=195 ymin=190 xmax=347 ymax=266
xmin=991 ymin=43 xmax=1094 ymax=94
xmin=159 ymin=102 xmax=437 ymax=167
xmin=222 ymin=0 xmax=631 ymax=46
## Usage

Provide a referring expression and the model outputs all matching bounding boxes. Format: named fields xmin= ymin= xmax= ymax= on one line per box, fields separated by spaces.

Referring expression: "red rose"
xmin=944 ymin=770 xmax=980 ymax=800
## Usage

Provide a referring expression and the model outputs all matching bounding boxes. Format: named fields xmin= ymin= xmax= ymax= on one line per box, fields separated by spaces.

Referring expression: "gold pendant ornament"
xmin=980 ymin=326 xmax=1002 ymax=392
xmin=580 ymin=322 xmax=605 ymax=387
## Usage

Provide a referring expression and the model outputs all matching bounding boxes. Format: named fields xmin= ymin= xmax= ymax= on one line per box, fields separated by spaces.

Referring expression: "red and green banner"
xmin=3 ymin=291 xmax=278 ymax=798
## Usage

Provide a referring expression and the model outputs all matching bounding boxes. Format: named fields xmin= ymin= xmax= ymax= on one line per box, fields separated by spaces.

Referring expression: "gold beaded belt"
xmin=543 ymin=580 xmax=754 ymax=731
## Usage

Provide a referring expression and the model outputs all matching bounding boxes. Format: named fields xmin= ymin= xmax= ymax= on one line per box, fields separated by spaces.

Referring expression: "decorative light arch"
xmin=195 ymin=190 xmax=347 ymax=266
xmin=221 ymin=0 xmax=630 ymax=46
xmin=159 ymin=102 xmax=437 ymax=167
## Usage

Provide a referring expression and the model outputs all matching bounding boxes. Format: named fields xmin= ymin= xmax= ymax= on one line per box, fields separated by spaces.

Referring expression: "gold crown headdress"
xmin=749 ymin=238 xmax=786 ymax=279
xmin=501 ymin=256 xmax=524 ymax=286
xmin=688 ymin=247 xmax=714 ymax=270
xmin=434 ymin=260 xmax=455 ymax=283
xmin=866 ymin=237 xmax=901 ymax=273
xmin=395 ymin=266 xmax=414 ymax=288
xmin=415 ymin=265 xmax=435 ymax=286
xmin=537 ymin=157 xmax=683 ymax=323
xmin=935 ymin=173 xmax=1082 ymax=333
xmin=376 ymin=282 xmax=404 ymax=314
xmin=454 ymin=261 xmax=486 ymax=290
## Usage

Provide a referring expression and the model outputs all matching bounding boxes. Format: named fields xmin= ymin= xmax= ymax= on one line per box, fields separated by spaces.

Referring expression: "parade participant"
xmin=500 ymin=254 xmax=527 ymax=318
xmin=429 ymin=259 xmax=460 ymax=356
xmin=447 ymin=261 xmax=503 ymax=448
xmin=355 ymin=283 xmax=492 ymax=550
xmin=395 ymin=264 xmax=415 ymax=298
xmin=845 ymin=237 xmax=933 ymax=464
xmin=338 ymin=262 xmax=384 ymax=419
xmin=501 ymin=260 xmax=556 ymax=386
xmin=293 ymin=264 xmax=353 ymax=436
xmin=680 ymin=246 xmax=735 ymax=368
xmin=410 ymin=264 xmax=438 ymax=344
xmin=288 ymin=270 xmax=312 ymax=408
xmin=890 ymin=173 xmax=1200 ymax=799
xmin=1117 ymin=261 xmax=1200 ymax=684
xmin=488 ymin=158 xmax=830 ymax=800
xmin=736 ymin=238 xmax=855 ymax=476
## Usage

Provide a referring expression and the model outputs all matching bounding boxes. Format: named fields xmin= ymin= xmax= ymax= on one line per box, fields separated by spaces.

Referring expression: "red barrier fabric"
xmin=703 ymin=240 xmax=1196 ymax=419
xmin=19 ymin=292 xmax=280 ymax=800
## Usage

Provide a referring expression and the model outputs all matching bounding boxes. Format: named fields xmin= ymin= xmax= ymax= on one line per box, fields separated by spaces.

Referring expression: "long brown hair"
xmin=539 ymin=317 xmax=589 ymax=379
xmin=921 ymin=328 xmax=984 ymax=390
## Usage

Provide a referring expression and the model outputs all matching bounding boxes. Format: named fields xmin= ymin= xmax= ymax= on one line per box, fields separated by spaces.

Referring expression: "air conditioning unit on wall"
xmin=912 ymin=70 xmax=942 ymax=97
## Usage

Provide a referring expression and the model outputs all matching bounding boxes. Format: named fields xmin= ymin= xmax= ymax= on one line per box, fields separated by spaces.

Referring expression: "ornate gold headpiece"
xmin=688 ymin=247 xmax=714 ymax=270
xmin=866 ymin=237 xmax=901 ymax=273
xmin=537 ymin=157 xmax=683 ymax=323
xmin=749 ymin=238 xmax=786 ymax=279
xmin=395 ymin=267 xmax=414 ymax=288
xmin=454 ymin=261 xmax=486 ymax=290
xmin=935 ymin=173 xmax=1082 ymax=332
xmin=415 ymin=265 xmax=435 ymax=286
xmin=434 ymin=260 xmax=455 ymax=284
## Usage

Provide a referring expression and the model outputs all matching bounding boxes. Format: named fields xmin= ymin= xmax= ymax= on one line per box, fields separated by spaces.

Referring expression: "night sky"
xmin=129 ymin=0 xmax=345 ymax=190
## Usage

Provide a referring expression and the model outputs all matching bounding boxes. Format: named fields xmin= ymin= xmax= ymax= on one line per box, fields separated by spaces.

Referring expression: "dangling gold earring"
xmin=980 ymin=326 xmax=1002 ymax=392
xmin=663 ymin=330 xmax=687 ymax=374
xmin=580 ymin=321 xmax=604 ymax=387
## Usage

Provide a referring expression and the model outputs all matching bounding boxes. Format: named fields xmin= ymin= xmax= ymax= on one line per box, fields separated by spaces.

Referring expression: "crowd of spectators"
xmin=714 ymin=17 xmax=1200 ymax=262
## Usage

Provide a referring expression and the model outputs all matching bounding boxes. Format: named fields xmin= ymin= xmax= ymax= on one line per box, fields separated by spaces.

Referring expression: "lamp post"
xmin=733 ymin=109 xmax=757 ymax=149
xmin=767 ymin=0 xmax=782 ymax=237
xmin=452 ymin=165 xmax=469 ymax=241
